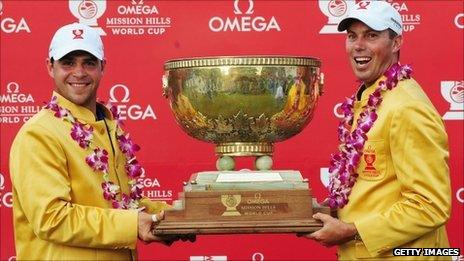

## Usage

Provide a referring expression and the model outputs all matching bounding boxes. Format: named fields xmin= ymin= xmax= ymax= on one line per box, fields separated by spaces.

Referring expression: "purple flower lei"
xmin=44 ymin=97 xmax=144 ymax=210
xmin=328 ymin=63 xmax=413 ymax=208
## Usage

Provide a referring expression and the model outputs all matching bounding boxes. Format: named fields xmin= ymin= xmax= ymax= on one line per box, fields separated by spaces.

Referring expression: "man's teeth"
xmin=69 ymin=83 xmax=88 ymax=87
xmin=355 ymin=57 xmax=371 ymax=64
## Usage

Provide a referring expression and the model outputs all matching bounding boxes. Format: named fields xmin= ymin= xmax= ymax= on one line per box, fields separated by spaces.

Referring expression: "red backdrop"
xmin=1 ymin=1 xmax=463 ymax=260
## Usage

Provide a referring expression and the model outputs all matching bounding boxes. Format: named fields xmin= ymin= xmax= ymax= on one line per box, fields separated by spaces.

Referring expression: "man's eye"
xmin=367 ymin=33 xmax=378 ymax=39
xmin=61 ymin=61 xmax=74 ymax=66
xmin=85 ymin=61 xmax=98 ymax=67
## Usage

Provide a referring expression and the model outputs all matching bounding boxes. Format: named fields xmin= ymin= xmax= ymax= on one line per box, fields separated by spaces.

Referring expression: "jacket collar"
xmin=356 ymin=75 xmax=387 ymax=103
xmin=52 ymin=91 xmax=113 ymax=123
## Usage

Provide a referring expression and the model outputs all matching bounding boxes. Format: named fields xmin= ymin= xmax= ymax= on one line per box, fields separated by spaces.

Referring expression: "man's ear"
xmin=392 ymin=35 xmax=403 ymax=54
xmin=46 ymin=58 xmax=54 ymax=78
xmin=101 ymin=59 xmax=107 ymax=73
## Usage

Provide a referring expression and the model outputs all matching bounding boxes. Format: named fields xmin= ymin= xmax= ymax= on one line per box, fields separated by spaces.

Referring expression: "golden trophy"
xmin=154 ymin=56 xmax=330 ymax=235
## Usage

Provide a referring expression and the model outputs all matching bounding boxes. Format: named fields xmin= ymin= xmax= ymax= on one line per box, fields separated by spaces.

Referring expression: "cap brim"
xmin=52 ymin=42 xmax=103 ymax=60
xmin=337 ymin=13 xmax=388 ymax=32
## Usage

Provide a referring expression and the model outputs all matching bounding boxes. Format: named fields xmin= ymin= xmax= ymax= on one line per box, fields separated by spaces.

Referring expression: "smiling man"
xmin=302 ymin=1 xmax=452 ymax=260
xmin=9 ymin=23 xmax=184 ymax=260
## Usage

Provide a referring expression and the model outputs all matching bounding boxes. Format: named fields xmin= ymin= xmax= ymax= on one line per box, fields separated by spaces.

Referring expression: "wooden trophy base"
xmin=154 ymin=219 xmax=324 ymax=235
xmin=153 ymin=170 xmax=331 ymax=236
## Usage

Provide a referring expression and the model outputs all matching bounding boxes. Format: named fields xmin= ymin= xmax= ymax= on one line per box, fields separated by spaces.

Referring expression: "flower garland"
xmin=45 ymin=96 xmax=144 ymax=209
xmin=328 ymin=63 xmax=412 ymax=208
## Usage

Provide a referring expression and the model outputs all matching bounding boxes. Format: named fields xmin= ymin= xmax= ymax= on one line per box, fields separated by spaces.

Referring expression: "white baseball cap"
xmin=49 ymin=23 xmax=104 ymax=60
xmin=337 ymin=1 xmax=403 ymax=35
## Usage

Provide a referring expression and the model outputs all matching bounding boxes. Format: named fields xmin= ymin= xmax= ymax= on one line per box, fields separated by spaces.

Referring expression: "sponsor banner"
xmin=441 ymin=81 xmax=464 ymax=121
xmin=0 ymin=173 xmax=13 ymax=208
xmin=69 ymin=0 xmax=107 ymax=35
xmin=318 ymin=0 xmax=355 ymax=34
xmin=0 ymin=0 xmax=31 ymax=34
xmin=190 ymin=256 xmax=227 ymax=261
xmin=252 ymin=252 xmax=265 ymax=261
xmin=138 ymin=175 xmax=173 ymax=202
xmin=209 ymin=0 xmax=281 ymax=32
xmin=333 ymin=102 xmax=344 ymax=119
xmin=388 ymin=0 xmax=421 ymax=32
xmin=0 ymin=82 xmax=41 ymax=124
xmin=456 ymin=13 xmax=464 ymax=29
xmin=107 ymin=84 xmax=157 ymax=121
xmin=457 ymin=187 xmax=464 ymax=204
xmin=70 ymin=0 xmax=173 ymax=36
xmin=320 ymin=167 xmax=330 ymax=187
xmin=319 ymin=0 xmax=421 ymax=34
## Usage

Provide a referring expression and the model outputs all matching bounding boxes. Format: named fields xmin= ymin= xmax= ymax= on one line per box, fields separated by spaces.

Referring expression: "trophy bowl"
xmin=154 ymin=56 xmax=330 ymax=236
xmin=163 ymin=56 xmax=323 ymax=158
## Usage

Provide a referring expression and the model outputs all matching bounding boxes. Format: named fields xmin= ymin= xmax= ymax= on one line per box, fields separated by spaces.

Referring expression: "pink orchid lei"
xmin=44 ymin=96 xmax=144 ymax=210
xmin=328 ymin=63 xmax=412 ymax=208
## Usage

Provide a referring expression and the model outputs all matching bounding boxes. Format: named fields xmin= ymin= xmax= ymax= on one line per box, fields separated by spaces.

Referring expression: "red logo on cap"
xmin=357 ymin=1 xmax=371 ymax=10
xmin=72 ymin=29 xmax=84 ymax=39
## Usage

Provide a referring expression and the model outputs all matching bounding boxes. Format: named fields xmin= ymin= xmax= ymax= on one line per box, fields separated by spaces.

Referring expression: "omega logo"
xmin=234 ymin=0 xmax=254 ymax=15
xmin=457 ymin=187 xmax=464 ymax=204
xmin=108 ymin=84 xmax=156 ymax=121
xmin=109 ymin=84 xmax=130 ymax=103
xmin=252 ymin=252 xmax=264 ymax=261
xmin=6 ymin=82 xmax=20 ymax=93
xmin=455 ymin=13 xmax=464 ymax=29
xmin=0 ymin=173 xmax=13 ymax=208
xmin=333 ymin=102 xmax=344 ymax=119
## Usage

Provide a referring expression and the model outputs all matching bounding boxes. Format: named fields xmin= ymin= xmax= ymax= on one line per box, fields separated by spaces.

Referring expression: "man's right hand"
xmin=137 ymin=211 xmax=180 ymax=245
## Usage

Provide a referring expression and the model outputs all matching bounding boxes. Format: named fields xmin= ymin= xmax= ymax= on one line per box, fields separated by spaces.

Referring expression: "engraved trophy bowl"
xmin=154 ymin=56 xmax=330 ymax=236
xmin=162 ymin=56 xmax=323 ymax=169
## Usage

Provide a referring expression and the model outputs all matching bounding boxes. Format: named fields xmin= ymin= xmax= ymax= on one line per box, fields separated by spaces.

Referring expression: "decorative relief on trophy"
xmin=155 ymin=56 xmax=330 ymax=235
xmin=221 ymin=195 xmax=241 ymax=216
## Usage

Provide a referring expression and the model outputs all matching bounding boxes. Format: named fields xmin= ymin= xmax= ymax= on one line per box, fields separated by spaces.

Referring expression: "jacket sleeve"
xmin=10 ymin=123 xmax=139 ymax=249
xmin=139 ymin=197 xmax=171 ymax=214
xmin=354 ymin=101 xmax=451 ymax=256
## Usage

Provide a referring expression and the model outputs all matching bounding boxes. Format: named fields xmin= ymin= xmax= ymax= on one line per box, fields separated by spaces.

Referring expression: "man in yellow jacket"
xmin=9 ymin=23 xmax=184 ymax=260
xmin=303 ymin=1 xmax=451 ymax=260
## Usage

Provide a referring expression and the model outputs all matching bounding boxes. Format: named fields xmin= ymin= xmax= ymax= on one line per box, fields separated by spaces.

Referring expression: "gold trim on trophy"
xmin=216 ymin=142 xmax=273 ymax=156
xmin=164 ymin=56 xmax=321 ymax=70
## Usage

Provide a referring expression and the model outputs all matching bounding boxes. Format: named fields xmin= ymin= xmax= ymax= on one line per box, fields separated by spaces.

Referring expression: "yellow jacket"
xmin=338 ymin=77 xmax=451 ymax=260
xmin=10 ymin=92 xmax=168 ymax=260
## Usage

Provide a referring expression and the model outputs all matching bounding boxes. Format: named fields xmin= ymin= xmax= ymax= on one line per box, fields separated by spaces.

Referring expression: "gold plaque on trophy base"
xmin=153 ymin=170 xmax=330 ymax=235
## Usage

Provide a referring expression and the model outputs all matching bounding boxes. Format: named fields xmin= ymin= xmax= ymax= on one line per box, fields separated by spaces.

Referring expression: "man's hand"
xmin=137 ymin=211 xmax=174 ymax=245
xmin=137 ymin=211 xmax=196 ymax=246
xmin=299 ymin=213 xmax=358 ymax=247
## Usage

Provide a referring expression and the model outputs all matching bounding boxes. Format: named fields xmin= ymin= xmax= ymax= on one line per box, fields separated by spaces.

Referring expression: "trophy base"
xmin=152 ymin=170 xmax=332 ymax=236
xmin=153 ymin=219 xmax=323 ymax=235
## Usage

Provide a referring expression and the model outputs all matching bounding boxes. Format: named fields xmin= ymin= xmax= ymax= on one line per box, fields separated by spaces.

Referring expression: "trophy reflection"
xmin=154 ymin=56 xmax=330 ymax=235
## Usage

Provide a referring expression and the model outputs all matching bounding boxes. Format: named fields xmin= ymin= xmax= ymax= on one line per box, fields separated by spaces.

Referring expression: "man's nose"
xmin=72 ymin=64 xmax=87 ymax=77
xmin=352 ymin=38 xmax=365 ymax=51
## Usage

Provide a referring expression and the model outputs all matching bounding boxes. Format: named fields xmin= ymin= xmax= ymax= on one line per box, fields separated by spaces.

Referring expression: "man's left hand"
xmin=299 ymin=213 xmax=358 ymax=247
